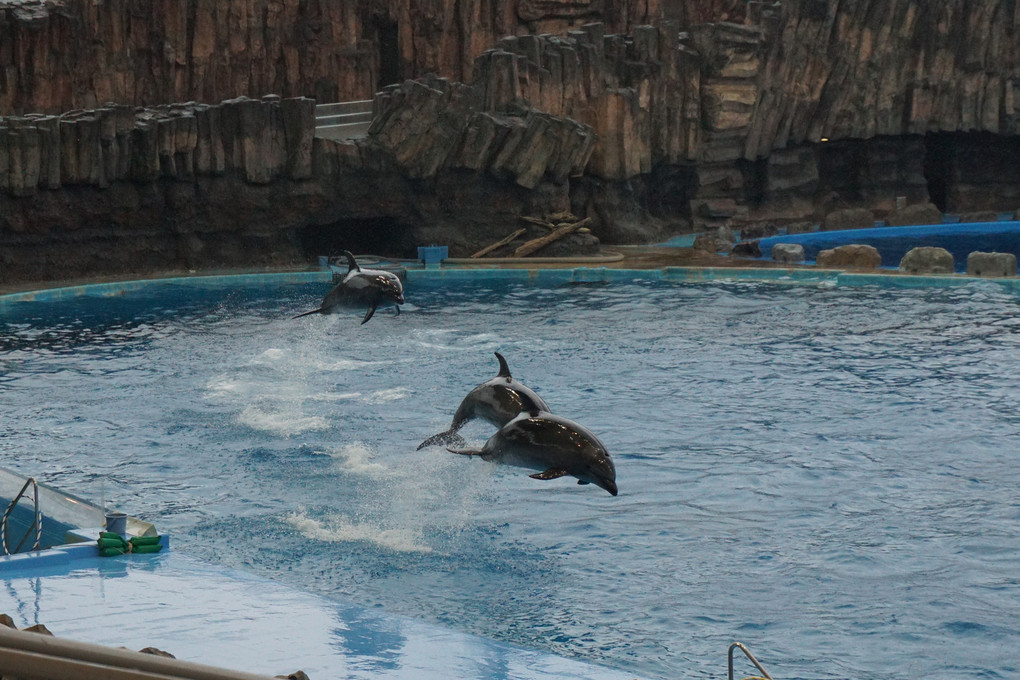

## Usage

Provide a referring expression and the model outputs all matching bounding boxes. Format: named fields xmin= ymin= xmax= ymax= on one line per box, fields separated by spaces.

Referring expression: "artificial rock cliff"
xmin=0 ymin=0 xmax=742 ymax=115
xmin=3 ymin=0 xmax=1020 ymax=283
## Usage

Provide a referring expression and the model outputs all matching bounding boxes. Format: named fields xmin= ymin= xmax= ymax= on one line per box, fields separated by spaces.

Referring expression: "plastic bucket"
xmin=105 ymin=512 xmax=127 ymax=535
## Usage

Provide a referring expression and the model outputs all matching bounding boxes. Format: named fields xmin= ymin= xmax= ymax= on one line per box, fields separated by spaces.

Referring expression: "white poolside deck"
xmin=0 ymin=544 xmax=642 ymax=680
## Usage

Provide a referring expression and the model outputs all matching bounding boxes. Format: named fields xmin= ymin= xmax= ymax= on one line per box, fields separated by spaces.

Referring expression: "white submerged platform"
xmin=0 ymin=546 xmax=641 ymax=680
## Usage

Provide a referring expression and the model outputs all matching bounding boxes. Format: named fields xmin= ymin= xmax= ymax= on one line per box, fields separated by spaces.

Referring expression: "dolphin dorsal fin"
xmin=341 ymin=250 xmax=361 ymax=273
xmin=517 ymin=390 xmax=543 ymax=417
xmin=494 ymin=352 xmax=512 ymax=379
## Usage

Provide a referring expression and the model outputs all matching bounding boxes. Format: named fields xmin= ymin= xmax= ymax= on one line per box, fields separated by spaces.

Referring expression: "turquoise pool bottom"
xmin=2 ymin=264 xmax=1019 ymax=309
xmin=0 ymin=546 xmax=638 ymax=680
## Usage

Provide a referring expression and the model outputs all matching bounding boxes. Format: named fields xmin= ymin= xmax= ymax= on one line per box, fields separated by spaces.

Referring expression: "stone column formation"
xmin=0 ymin=96 xmax=315 ymax=197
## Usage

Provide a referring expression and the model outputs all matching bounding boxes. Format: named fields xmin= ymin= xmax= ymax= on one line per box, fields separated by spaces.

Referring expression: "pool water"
xmin=1 ymin=277 xmax=1019 ymax=680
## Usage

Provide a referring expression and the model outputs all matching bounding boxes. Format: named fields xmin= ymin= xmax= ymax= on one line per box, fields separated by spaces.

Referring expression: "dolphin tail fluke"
xmin=416 ymin=430 xmax=467 ymax=450
xmin=446 ymin=446 xmax=484 ymax=456
xmin=291 ymin=308 xmax=323 ymax=319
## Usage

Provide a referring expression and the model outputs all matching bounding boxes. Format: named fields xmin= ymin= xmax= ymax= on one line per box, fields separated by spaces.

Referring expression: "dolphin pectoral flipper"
xmin=530 ymin=468 xmax=569 ymax=481
xmin=447 ymin=447 xmax=484 ymax=456
xmin=361 ymin=302 xmax=378 ymax=325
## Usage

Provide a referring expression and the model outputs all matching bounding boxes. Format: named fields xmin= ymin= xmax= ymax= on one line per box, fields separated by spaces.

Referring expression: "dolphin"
xmin=417 ymin=352 xmax=550 ymax=450
xmin=447 ymin=391 xmax=618 ymax=496
xmin=292 ymin=251 xmax=404 ymax=324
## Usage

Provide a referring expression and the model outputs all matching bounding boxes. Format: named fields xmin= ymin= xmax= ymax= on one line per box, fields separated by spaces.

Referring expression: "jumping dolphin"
xmin=447 ymin=391 xmax=618 ymax=496
xmin=292 ymin=251 xmax=404 ymax=324
xmin=417 ymin=352 xmax=550 ymax=450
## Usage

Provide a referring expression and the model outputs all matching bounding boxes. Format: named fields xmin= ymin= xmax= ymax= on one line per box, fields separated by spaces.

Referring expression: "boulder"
xmin=884 ymin=202 xmax=942 ymax=227
xmin=899 ymin=246 xmax=954 ymax=274
xmin=966 ymin=251 xmax=1017 ymax=277
xmin=692 ymin=233 xmax=733 ymax=254
xmin=714 ymin=224 xmax=737 ymax=243
xmin=816 ymin=244 xmax=881 ymax=268
xmin=784 ymin=221 xmax=816 ymax=235
xmin=959 ymin=211 xmax=998 ymax=223
xmin=739 ymin=222 xmax=778 ymax=239
xmin=772 ymin=243 xmax=805 ymax=263
xmin=732 ymin=240 xmax=762 ymax=257
xmin=822 ymin=208 xmax=874 ymax=231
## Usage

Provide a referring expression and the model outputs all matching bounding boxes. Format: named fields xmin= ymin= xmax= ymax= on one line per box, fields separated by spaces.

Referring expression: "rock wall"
xmin=0 ymin=0 xmax=737 ymax=116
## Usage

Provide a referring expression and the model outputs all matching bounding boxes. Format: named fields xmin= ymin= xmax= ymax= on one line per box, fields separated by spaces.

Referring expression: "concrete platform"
xmin=0 ymin=547 xmax=642 ymax=680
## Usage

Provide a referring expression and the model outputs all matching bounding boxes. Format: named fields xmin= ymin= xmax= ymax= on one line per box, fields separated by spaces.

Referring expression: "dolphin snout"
xmin=598 ymin=477 xmax=618 ymax=496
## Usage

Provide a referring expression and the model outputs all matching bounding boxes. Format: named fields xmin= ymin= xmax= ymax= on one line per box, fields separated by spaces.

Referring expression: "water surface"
xmin=1 ymin=278 xmax=1018 ymax=680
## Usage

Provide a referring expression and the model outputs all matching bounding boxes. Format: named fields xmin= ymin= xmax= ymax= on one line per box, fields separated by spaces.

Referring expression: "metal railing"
xmin=1 ymin=477 xmax=42 ymax=555
xmin=729 ymin=642 xmax=774 ymax=680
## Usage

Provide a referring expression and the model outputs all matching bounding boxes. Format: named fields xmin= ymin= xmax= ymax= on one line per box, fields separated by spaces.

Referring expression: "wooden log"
xmin=470 ymin=228 xmax=527 ymax=258
xmin=519 ymin=215 xmax=555 ymax=230
xmin=513 ymin=217 xmax=592 ymax=257
xmin=546 ymin=211 xmax=577 ymax=223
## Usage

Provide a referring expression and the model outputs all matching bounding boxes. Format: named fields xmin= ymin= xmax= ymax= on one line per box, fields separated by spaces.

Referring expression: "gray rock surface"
xmin=966 ymin=251 xmax=1017 ymax=277
xmin=817 ymin=244 xmax=882 ymax=269
xmin=772 ymin=243 xmax=805 ymax=263
xmin=899 ymin=246 xmax=955 ymax=274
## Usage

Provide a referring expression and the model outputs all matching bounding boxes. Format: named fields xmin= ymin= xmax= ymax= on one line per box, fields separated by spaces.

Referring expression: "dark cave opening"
xmin=299 ymin=218 xmax=415 ymax=260
xmin=923 ymin=133 xmax=953 ymax=213
xmin=816 ymin=140 xmax=865 ymax=205
xmin=738 ymin=157 xmax=768 ymax=209
xmin=642 ymin=163 xmax=699 ymax=218
xmin=375 ymin=16 xmax=401 ymax=89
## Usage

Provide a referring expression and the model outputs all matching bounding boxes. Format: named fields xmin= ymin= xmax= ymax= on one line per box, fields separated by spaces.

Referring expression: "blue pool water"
xmin=1 ymin=276 xmax=1019 ymax=680
xmin=759 ymin=221 xmax=1020 ymax=270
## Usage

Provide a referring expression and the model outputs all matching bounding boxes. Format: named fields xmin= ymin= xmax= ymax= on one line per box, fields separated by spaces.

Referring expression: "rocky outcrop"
xmin=0 ymin=96 xmax=367 ymax=283
xmin=885 ymin=202 xmax=943 ymax=227
xmin=370 ymin=75 xmax=596 ymax=189
xmin=967 ymin=252 xmax=1017 ymax=277
xmin=823 ymin=208 xmax=874 ymax=231
xmin=0 ymin=96 xmax=316 ymax=197
xmin=771 ymin=243 xmax=805 ymax=264
xmin=899 ymin=246 xmax=955 ymax=274
xmin=816 ymin=244 xmax=882 ymax=269
xmin=0 ymin=0 xmax=699 ymax=116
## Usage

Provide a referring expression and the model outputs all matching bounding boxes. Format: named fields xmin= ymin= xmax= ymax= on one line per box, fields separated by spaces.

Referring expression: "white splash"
xmin=284 ymin=511 xmax=432 ymax=554
xmin=328 ymin=442 xmax=388 ymax=475
xmin=314 ymin=358 xmax=387 ymax=372
xmin=237 ymin=404 xmax=329 ymax=436
xmin=364 ymin=387 xmax=411 ymax=404
xmin=251 ymin=348 xmax=288 ymax=364
xmin=206 ymin=376 xmax=244 ymax=397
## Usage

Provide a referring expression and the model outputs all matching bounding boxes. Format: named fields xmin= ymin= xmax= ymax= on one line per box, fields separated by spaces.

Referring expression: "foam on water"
xmin=284 ymin=510 xmax=433 ymax=554
xmin=327 ymin=442 xmax=389 ymax=476
xmin=237 ymin=403 xmax=330 ymax=435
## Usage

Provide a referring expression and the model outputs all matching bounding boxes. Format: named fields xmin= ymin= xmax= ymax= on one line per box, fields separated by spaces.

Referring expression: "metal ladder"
xmin=1 ymin=477 xmax=42 ymax=555
xmin=729 ymin=642 xmax=774 ymax=680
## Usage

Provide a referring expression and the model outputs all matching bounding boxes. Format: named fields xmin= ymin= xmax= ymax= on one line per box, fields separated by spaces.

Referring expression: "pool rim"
xmin=2 ymin=264 xmax=1020 ymax=311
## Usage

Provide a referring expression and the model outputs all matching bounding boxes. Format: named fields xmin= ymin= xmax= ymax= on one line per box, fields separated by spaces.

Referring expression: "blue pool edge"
xmin=3 ymin=265 xmax=1020 ymax=310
